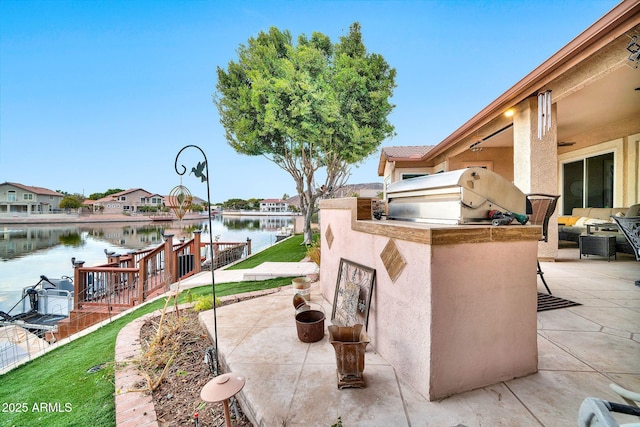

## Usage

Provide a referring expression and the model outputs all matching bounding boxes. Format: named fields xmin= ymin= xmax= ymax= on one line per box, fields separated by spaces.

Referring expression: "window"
xmin=8 ymin=191 xmax=17 ymax=202
xmin=562 ymin=152 xmax=614 ymax=214
xmin=119 ymin=196 xmax=126 ymax=201
xmin=23 ymin=193 xmax=34 ymax=200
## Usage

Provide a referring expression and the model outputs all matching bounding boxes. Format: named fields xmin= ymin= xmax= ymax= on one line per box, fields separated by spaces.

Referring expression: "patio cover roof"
xmin=403 ymin=1 xmax=640 ymax=166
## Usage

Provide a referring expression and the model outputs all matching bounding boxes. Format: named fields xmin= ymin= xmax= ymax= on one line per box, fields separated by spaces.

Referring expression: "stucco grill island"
xmin=318 ymin=169 xmax=542 ymax=401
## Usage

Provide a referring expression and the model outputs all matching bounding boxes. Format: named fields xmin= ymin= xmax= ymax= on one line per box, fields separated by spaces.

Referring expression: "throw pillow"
xmin=575 ymin=217 xmax=589 ymax=227
xmin=626 ymin=204 xmax=640 ymax=217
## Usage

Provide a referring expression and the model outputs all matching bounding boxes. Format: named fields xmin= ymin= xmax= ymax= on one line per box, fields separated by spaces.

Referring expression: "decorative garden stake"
xmin=168 ymin=181 xmax=193 ymax=226
xmin=175 ymin=144 xmax=219 ymax=375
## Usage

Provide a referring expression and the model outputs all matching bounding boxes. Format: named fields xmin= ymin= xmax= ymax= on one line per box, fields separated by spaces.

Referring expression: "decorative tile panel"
xmin=325 ymin=224 xmax=334 ymax=250
xmin=380 ymin=239 xmax=406 ymax=282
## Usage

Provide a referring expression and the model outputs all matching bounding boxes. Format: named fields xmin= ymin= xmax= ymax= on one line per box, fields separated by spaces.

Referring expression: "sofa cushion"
xmin=589 ymin=208 xmax=615 ymax=221
xmin=565 ymin=216 xmax=581 ymax=226
xmin=572 ymin=208 xmax=592 ymax=217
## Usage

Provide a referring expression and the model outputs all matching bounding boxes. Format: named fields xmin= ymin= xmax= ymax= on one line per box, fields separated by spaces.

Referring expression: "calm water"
xmin=0 ymin=215 xmax=293 ymax=314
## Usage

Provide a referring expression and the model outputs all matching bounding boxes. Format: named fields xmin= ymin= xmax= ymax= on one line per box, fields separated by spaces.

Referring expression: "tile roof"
xmin=94 ymin=188 xmax=151 ymax=203
xmin=1 ymin=182 xmax=63 ymax=197
xmin=377 ymin=146 xmax=436 ymax=176
xmin=381 ymin=146 xmax=435 ymax=159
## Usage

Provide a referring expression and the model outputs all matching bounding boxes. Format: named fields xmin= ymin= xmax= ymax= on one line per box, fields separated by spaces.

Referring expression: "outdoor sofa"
xmin=558 ymin=205 xmax=640 ymax=254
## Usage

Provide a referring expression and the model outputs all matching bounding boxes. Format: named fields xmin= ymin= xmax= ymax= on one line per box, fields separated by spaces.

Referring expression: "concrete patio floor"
xmin=194 ymin=247 xmax=640 ymax=427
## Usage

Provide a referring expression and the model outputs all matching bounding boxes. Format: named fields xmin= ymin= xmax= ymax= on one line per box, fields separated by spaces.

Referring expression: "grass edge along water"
xmin=0 ymin=234 xmax=311 ymax=427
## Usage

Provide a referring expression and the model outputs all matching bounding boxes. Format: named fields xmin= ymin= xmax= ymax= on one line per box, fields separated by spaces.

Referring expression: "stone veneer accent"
xmin=379 ymin=238 xmax=406 ymax=283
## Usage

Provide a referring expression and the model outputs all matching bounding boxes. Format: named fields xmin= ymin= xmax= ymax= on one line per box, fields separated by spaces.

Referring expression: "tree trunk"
xmin=303 ymin=202 xmax=314 ymax=245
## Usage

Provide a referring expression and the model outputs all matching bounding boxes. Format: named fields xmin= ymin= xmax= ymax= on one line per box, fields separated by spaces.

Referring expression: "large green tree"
xmin=59 ymin=195 xmax=83 ymax=210
xmin=215 ymin=22 xmax=396 ymax=244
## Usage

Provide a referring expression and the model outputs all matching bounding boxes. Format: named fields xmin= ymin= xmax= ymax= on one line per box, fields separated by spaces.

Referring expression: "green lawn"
xmin=226 ymin=233 xmax=309 ymax=269
xmin=0 ymin=234 xmax=312 ymax=427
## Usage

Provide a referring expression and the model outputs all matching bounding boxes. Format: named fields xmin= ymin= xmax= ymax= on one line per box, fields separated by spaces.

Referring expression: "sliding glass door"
xmin=562 ymin=152 xmax=614 ymax=215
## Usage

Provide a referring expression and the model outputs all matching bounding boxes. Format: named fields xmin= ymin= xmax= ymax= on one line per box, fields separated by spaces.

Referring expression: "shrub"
xmin=193 ymin=295 xmax=220 ymax=312
xmin=306 ymin=239 xmax=321 ymax=266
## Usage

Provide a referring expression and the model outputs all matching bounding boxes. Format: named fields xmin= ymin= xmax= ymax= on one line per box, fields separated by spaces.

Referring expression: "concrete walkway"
xmin=113 ymin=249 xmax=639 ymax=426
xmin=195 ymin=248 xmax=640 ymax=427
xmin=171 ymin=261 xmax=320 ymax=290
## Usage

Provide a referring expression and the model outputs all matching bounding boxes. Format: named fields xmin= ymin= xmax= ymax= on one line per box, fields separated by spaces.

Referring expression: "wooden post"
xmin=108 ymin=253 xmax=121 ymax=266
xmin=73 ymin=260 xmax=85 ymax=309
xmin=246 ymin=237 xmax=252 ymax=256
xmin=164 ymin=234 xmax=175 ymax=283
xmin=121 ymin=253 xmax=135 ymax=303
xmin=138 ymin=256 xmax=146 ymax=303
xmin=193 ymin=231 xmax=202 ymax=274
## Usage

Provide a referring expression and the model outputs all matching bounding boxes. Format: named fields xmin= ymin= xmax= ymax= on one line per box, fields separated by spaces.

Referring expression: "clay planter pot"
xmin=328 ymin=324 xmax=370 ymax=389
xmin=292 ymin=276 xmax=312 ymax=301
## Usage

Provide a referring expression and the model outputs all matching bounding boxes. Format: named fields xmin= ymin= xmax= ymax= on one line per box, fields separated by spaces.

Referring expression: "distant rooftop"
xmin=377 ymin=146 xmax=436 ymax=175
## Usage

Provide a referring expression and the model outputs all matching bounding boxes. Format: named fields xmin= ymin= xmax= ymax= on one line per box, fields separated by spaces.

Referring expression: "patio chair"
xmin=578 ymin=397 xmax=640 ymax=426
xmin=578 ymin=383 xmax=640 ymax=427
xmin=611 ymin=216 xmax=640 ymax=287
xmin=610 ymin=382 xmax=640 ymax=410
xmin=526 ymin=193 xmax=560 ymax=295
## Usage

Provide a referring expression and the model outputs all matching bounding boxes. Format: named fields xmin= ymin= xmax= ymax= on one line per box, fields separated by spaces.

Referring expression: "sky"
xmin=0 ymin=0 xmax=620 ymax=203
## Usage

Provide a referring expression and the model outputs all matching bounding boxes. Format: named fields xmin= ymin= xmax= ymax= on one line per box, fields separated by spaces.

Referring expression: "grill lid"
xmin=386 ymin=168 xmax=526 ymax=224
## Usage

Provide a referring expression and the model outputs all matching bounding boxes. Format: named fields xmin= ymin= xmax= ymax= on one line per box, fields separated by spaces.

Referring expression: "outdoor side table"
xmin=579 ymin=234 xmax=616 ymax=261
xmin=585 ymin=222 xmax=619 ymax=235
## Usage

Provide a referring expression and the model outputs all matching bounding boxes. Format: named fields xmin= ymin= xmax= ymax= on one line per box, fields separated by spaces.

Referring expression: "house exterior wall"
xmin=0 ymin=183 xmax=63 ymax=215
xmin=382 ymin=162 xmax=439 ymax=196
xmin=319 ymin=198 xmax=539 ymax=400
xmin=259 ymin=201 xmax=288 ymax=212
xmin=447 ymin=147 xmax=514 ymax=180
xmin=94 ymin=189 xmax=155 ymax=214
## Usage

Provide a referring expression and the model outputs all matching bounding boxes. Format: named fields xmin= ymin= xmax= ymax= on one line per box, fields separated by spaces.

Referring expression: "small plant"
xmin=193 ymin=295 xmax=220 ymax=312
xmin=331 ymin=416 xmax=343 ymax=427
xmin=306 ymin=238 xmax=321 ymax=266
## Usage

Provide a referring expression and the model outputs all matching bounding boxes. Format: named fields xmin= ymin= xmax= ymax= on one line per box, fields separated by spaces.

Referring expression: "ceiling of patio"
xmin=480 ymin=65 xmax=640 ymax=148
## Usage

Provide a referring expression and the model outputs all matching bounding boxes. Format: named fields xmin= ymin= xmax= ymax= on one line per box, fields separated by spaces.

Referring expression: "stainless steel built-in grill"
xmin=385 ymin=168 xmax=526 ymax=224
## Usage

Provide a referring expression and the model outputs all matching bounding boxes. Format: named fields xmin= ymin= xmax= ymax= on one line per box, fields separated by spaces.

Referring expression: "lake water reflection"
xmin=0 ymin=215 xmax=293 ymax=313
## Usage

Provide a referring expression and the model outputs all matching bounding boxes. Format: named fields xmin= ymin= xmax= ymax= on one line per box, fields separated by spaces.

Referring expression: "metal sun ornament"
xmin=174 ymin=145 xmax=220 ymax=375
xmin=168 ymin=182 xmax=193 ymax=223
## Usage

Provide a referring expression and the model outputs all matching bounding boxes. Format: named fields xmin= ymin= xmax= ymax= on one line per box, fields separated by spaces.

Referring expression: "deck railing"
xmin=203 ymin=239 xmax=252 ymax=270
xmin=72 ymin=231 xmax=251 ymax=310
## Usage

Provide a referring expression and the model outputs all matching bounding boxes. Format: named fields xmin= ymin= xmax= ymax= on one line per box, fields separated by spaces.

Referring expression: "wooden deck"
xmin=49 ymin=232 xmax=250 ymax=341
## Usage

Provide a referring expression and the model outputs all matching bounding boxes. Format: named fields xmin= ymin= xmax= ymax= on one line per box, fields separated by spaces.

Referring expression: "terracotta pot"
xmin=292 ymin=276 xmax=311 ymax=301
xmin=328 ymin=324 xmax=370 ymax=389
